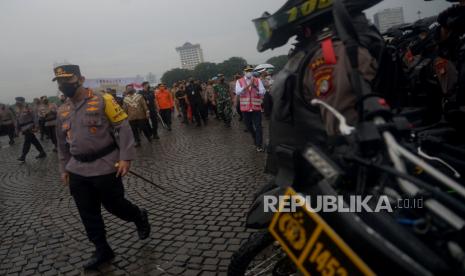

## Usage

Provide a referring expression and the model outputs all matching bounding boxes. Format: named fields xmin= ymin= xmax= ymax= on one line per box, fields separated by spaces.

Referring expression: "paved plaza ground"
xmin=0 ymin=118 xmax=270 ymax=275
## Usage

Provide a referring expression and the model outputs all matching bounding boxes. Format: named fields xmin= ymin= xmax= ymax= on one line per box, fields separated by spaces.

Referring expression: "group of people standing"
xmin=159 ymin=66 xmax=272 ymax=152
xmin=116 ymin=65 xmax=273 ymax=153
xmin=0 ymin=65 xmax=274 ymax=161
xmin=172 ymin=76 xmax=234 ymax=128
xmin=0 ymin=63 xmax=274 ymax=270
xmin=0 ymin=95 xmax=61 ymax=162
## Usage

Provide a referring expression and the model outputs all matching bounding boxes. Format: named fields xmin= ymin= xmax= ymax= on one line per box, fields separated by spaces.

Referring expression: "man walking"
xmin=214 ymin=74 xmax=233 ymax=128
xmin=141 ymin=81 xmax=160 ymax=139
xmin=38 ymin=96 xmax=58 ymax=151
xmin=15 ymin=97 xmax=47 ymax=162
xmin=206 ymin=80 xmax=218 ymax=119
xmin=155 ymin=84 xmax=174 ymax=131
xmin=230 ymin=75 xmax=243 ymax=122
xmin=0 ymin=104 xmax=16 ymax=145
xmin=175 ymin=83 xmax=189 ymax=124
xmin=123 ymin=85 xmax=153 ymax=147
xmin=235 ymin=66 xmax=266 ymax=152
xmin=186 ymin=78 xmax=207 ymax=127
xmin=53 ymin=64 xmax=150 ymax=270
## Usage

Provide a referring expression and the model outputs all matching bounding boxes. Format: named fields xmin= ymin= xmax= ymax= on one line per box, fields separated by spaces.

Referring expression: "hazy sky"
xmin=0 ymin=0 xmax=453 ymax=104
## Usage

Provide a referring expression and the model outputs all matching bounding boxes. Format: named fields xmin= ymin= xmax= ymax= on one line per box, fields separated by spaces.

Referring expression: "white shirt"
xmin=235 ymin=77 xmax=266 ymax=96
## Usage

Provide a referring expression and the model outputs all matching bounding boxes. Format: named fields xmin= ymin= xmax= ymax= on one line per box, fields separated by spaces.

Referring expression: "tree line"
xmin=160 ymin=55 xmax=288 ymax=87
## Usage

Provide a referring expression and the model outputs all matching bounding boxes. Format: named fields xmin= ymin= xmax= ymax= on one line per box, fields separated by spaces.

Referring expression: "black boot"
xmin=136 ymin=209 xmax=151 ymax=240
xmin=83 ymin=246 xmax=115 ymax=270
xmin=17 ymin=156 xmax=25 ymax=162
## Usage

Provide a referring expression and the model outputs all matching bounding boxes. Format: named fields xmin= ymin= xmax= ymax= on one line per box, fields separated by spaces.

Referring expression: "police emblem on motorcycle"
xmin=314 ymin=68 xmax=333 ymax=98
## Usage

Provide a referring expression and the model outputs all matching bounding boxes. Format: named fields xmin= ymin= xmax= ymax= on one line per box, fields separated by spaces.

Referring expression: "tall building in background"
xmin=146 ymin=72 xmax=157 ymax=84
xmin=374 ymin=7 xmax=405 ymax=33
xmin=176 ymin=42 xmax=204 ymax=70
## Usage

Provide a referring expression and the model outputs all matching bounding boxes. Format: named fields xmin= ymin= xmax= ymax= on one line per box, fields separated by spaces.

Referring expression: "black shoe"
xmin=52 ymin=147 xmax=57 ymax=153
xmin=153 ymin=134 xmax=160 ymax=140
xmin=196 ymin=123 xmax=201 ymax=127
xmin=17 ymin=156 xmax=25 ymax=162
xmin=83 ymin=249 xmax=115 ymax=270
xmin=134 ymin=142 xmax=141 ymax=148
xmin=9 ymin=140 xmax=14 ymax=145
xmin=36 ymin=152 xmax=46 ymax=159
xmin=168 ymin=127 xmax=172 ymax=131
xmin=136 ymin=209 xmax=151 ymax=240
xmin=225 ymin=123 xmax=231 ymax=128
xmin=256 ymin=146 xmax=265 ymax=153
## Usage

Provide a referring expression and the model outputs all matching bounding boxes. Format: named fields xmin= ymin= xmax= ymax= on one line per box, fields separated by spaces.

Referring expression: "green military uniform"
xmin=213 ymin=78 xmax=233 ymax=127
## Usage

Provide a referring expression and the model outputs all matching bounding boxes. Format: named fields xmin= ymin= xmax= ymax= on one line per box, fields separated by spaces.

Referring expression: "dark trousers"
xmin=148 ymin=111 xmax=159 ymax=136
xmin=45 ymin=125 xmax=57 ymax=147
xmin=179 ymin=102 xmax=188 ymax=123
xmin=21 ymin=130 xmax=44 ymax=157
xmin=39 ymin=119 xmax=46 ymax=140
xmin=191 ymin=102 xmax=207 ymax=125
xmin=201 ymin=103 xmax=209 ymax=121
xmin=4 ymin=124 xmax=15 ymax=143
xmin=263 ymin=92 xmax=273 ymax=119
xmin=129 ymin=119 xmax=152 ymax=143
xmin=243 ymin=111 xmax=263 ymax=147
xmin=159 ymin=109 xmax=172 ymax=128
xmin=236 ymin=102 xmax=243 ymax=121
xmin=207 ymin=101 xmax=218 ymax=118
xmin=69 ymin=172 xmax=142 ymax=250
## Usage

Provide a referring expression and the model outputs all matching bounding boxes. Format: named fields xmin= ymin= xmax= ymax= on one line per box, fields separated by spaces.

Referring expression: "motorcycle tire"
xmin=227 ymin=231 xmax=275 ymax=276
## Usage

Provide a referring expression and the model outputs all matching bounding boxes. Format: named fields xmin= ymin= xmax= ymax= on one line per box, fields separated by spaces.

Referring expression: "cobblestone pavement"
xmin=0 ymin=117 xmax=270 ymax=275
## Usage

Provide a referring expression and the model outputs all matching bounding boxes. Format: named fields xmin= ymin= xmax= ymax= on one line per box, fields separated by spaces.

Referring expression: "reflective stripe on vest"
xmin=239 ymin=78 xmax=262 ymax=112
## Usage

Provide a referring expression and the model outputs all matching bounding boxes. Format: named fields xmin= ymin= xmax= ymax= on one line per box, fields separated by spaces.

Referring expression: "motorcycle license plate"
xmin=268 ymin=188 xmax=375 ymax=276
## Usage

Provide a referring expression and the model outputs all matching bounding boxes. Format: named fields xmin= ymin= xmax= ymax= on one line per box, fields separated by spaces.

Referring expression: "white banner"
xmin=84 ymin=77 xmax=144 ymax=90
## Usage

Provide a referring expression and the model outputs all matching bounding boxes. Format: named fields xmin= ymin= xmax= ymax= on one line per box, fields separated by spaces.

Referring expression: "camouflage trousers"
xmin=216 ymin=100 xmax=232 ymax=125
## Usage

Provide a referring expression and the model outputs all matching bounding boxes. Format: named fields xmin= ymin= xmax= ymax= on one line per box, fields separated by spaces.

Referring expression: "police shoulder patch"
xmin=102 ymin=93 xmax=127 ymax=123
xmin=435 ymin=58 xmax=448 ymax=76
xmin=313 ymin=67 xmax=334 ymax=98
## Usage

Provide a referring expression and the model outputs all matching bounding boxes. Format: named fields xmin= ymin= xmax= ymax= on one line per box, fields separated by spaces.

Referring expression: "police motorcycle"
xmin=228 ymin=1 xmax=465 ymax=275
xmin=382 ymin=7 xmax=465 ymax=179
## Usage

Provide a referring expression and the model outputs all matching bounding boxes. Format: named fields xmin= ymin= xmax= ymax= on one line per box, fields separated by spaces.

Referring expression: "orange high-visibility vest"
xmin=238 ymin=77 xmax=262 ymax=112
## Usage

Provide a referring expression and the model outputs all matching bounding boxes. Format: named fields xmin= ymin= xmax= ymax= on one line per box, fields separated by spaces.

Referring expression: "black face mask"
xmin=59 ymin=82 xmax=80 ymax=98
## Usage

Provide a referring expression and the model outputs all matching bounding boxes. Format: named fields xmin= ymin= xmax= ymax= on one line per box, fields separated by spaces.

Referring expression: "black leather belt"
xmin=72 ymin=143 xmax=118 ymax=163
